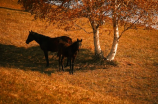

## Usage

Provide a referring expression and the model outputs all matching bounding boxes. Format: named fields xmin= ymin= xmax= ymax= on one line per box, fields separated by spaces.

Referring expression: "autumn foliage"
xmin=18 ymin=0 xmax=158 ymax=60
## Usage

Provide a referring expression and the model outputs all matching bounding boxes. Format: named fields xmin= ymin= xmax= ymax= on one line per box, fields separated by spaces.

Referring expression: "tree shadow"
xmin=75 ymin=49 xmax=109 ymax=71
xmin=0 ymin=44 xmax=108 ymax=75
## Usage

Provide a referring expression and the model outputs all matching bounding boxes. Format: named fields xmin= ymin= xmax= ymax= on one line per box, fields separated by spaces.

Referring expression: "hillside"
xmin=0 ymin=0 xmax=158 ymax=103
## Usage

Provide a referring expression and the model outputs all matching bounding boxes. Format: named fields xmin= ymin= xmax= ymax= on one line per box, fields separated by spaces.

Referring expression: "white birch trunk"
xmin=106 ymin=1 xmax=119 ymax=61
xmin=106 ymin=25 xmax=119 ymax=60
xmin=88 ymin=1 xmax=103 ymax=58
xmin=93 ymin=27 xmax=102 ymax=56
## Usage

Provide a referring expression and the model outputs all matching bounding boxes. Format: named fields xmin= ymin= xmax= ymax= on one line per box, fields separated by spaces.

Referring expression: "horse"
xmin=58 ymin=39 xmax=82 ymax=74
xmin=26 ymin=30 xmax=72 ymax=67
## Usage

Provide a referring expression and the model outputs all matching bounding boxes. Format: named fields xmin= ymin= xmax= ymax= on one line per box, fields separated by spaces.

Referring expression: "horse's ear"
xmin=77 ymin=39 xmax=82 ymax=42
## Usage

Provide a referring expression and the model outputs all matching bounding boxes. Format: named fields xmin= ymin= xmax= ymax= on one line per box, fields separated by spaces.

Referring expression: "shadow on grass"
xmin=76 ymin=49 xmax=119 ymax=72
xmin=0 ymin=44 xmax=114 ymax=75
xmin=0 ymin=44 xmax=58 ymax=75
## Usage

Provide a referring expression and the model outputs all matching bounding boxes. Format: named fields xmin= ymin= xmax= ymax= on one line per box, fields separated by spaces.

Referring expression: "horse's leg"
xmin=69 ymin=57 xmax=72 ymax=74
xmin=59 ymin=55 xmax=61 ymax=71
xmin=71 ymin=58 xmax=74 ymax=74
xmin=65 ymin=58 xmax=69 ymax=67
xmin=65 ymin=57 xmax=70 ymax=67
xmin=61 ymin=56 xmax=65 ymax=71
xmin=71 ymin=56 xmax=76 ymax=74
xmin=44 ymin=51 xmax=49 ymax=67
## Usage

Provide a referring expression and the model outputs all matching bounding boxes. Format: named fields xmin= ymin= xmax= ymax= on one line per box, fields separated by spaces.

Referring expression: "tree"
xmin=19 ymin=0 xmax=113 ymax=58
xmin=105 ymin=0 xmax=158 ymax=60
xmin=19 ymin=0 xmax=158 ymax=60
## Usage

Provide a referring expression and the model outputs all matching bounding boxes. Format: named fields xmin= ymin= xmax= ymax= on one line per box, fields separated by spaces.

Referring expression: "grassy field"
xmin=0 ymin=0 xmax=158 ymax=103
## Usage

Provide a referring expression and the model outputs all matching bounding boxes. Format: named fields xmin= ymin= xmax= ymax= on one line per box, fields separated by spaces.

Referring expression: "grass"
xmin=0 ymin=0 xmax=158 ymax=103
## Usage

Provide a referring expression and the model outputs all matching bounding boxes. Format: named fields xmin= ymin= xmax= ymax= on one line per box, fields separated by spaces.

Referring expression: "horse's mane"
xmin=32 ymin=31 xmax=50 ymax=39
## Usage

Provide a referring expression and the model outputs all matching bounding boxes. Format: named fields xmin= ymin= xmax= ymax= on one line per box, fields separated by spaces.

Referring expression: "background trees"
xmin=105 ymin=0 xmax=158 ymax=60
xmin=19 ymin=0 xmax=110 ymax=58
xmin=19 ymin=0 xmax=158 ymax=60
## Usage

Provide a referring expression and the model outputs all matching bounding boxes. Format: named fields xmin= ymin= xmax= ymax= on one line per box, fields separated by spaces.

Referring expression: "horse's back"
xmin=58 ymin=36 xmax=72 ymax=44
xmin=58 ymin=40 xmax=72 ymax=56
xmin=58 ymin=39 xmax=71 ymax=49
xmin=47 ymin=36 xmax=72 ymax=52
xmin=46 ymin=38 xmax=59 ymax=51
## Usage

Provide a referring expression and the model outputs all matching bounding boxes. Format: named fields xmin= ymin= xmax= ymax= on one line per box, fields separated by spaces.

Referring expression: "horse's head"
xmin=26 ymin=30 xmax=35 ymax=44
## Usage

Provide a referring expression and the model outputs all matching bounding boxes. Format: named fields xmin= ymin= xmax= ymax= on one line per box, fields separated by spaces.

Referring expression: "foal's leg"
xmin=61 ymin=56 xmax=65 ymax=71
xmin=65 ymin=57 xmax=70 ymax=67
xmin=44 ymin=51 xmax=49 ymax=67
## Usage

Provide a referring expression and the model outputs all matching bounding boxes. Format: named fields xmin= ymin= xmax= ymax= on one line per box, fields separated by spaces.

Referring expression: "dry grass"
xmin=0 ymin=0 xmax=158 ymax=103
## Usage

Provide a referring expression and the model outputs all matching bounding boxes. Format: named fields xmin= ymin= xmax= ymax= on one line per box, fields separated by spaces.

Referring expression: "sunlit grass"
xmin=0 ymin=0 xmax=158 ymax=103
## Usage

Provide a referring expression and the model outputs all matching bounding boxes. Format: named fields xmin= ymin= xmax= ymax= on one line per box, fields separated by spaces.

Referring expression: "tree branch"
xmin=118 ymin=15 xmax=143 ymax=39
xmin=74 ymin=23 xmax=93 ymax=34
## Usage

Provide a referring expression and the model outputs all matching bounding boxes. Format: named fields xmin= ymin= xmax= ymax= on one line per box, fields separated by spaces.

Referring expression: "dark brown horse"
xmin=26 ymin=30 xmax=72 ymax=67
xmin=58 ymin=39 xmax=82 ymax=74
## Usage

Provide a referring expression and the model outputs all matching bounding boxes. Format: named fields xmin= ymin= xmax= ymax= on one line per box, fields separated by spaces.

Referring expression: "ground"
xmin=0 ymin=0 xmax=158 ymax=103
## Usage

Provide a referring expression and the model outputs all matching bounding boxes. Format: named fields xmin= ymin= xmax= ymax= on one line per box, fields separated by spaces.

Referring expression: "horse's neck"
xmin=33 ymin=33 xmax=47 ymax=44
xmin=71 ymin=42 xmax=79 ymax=52
xmin=33 ymin=33 xmax=41 ymax=44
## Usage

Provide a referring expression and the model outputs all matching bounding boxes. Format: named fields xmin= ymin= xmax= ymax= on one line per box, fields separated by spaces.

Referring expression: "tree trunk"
xmin=93 ymin=27 xmax=102 ymax=56
xmin=91 ymin=21 xmax=104 ymax=58
xmin=106 ymin=4 xmax=119 ymax=61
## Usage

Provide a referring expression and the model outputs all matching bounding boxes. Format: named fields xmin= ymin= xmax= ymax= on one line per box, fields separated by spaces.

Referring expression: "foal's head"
xmin=26 ymin=30 xmax=35 ymax=44
xmin=76 ymin=38 xmax=82 ymax=51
